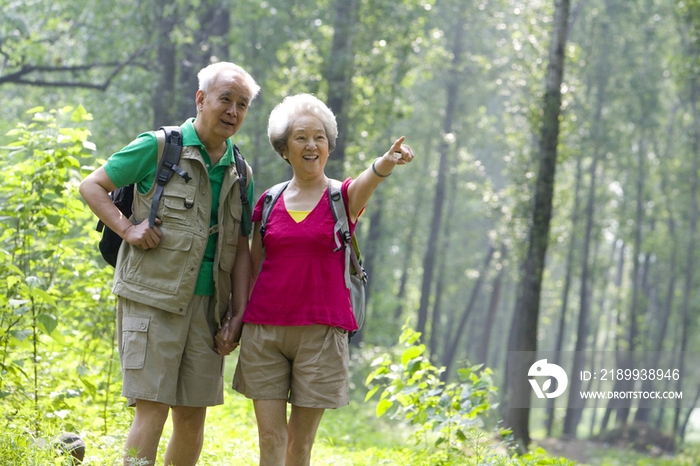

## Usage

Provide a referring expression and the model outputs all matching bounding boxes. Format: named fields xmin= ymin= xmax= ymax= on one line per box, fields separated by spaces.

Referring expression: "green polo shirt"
xmin=104 ymin=118 xmax=254 ymax=296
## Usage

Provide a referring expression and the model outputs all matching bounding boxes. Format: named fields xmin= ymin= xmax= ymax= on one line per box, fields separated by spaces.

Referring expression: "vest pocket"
xmin=224 ymin=199 xmax=242 ymax=245
xmin=124 ymin=230 xmax=194 ymax=295
xmin=219 ymin=197 xmax=242 ymax=271
xmin=121 ymin=315 xmax=149 ymax=370
xmin=218 ymin=243 xmax=237 ymax=273
xmin=161 ymin=187 xmax=197 ymax=223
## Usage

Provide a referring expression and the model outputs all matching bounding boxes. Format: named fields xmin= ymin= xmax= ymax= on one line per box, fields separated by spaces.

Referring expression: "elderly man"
xmin=80 ymin=62 xmax=259 ymax=466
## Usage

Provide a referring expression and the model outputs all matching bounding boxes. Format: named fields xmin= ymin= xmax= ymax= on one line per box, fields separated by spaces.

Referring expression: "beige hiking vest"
xmin=112 ymin=135 xmax=251 ymax=325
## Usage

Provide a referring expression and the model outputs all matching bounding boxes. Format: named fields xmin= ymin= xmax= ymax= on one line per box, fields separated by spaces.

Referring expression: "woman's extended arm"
xmin=346 ymin=136 xmax=414 ymax=222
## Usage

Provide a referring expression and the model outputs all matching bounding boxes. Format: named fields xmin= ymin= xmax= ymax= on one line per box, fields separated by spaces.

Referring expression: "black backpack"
xmin=96 ymin=126 xmax=252 ymax=267
xmin=259 ymin=179 xmax=367 ymax=338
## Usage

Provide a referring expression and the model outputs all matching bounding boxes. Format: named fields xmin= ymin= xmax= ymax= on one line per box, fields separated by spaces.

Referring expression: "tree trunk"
xmin=358 ymin=200 xmax=386 ymax=277
xmin=476 ymin=245 xmax=506 ymax=367
xmin=680 ymin=384 xmax=700 ymax=440
xmin=562 ymin=16 xmax=611 ymax=438
xmin=441 ymin=245 xmax=495 ymax=380
xmin=504 ymin=0 xmax=571 ymax=449
xmin=587 ymin=240 xmax=618 ymax=436
xmin=545 ymin=154 xmax=583 ymax=437
xmin=613 ymin=139 xmax=646 ymax=426
xmin=392 ymin=214 xmax=418 ymax=322
xmin=351 ymin=192 xmax=384 ymax=345
xmin=599 ymin=240 xmax=626 ymax=432
xmin=493 ymin=277 xmax=514 ymax=373
xmin=152 ymin=0 xmax=178 ymax=128
xmin=674 ymin=78 xmax=699 ymax=435
xmin=415 ymin=9 xmax=466 ymax=339
xmin=617 ymin=0 xmax=658 ymax=418
xmin=429 ymin=172 xmax=458 ymax=361
xmin=393 ymin=152 xmax=432 ymax=322
xmin=429 ymin=256 xmax=447 ymax=363
xmin=324 ymin=0 xmax=359 ymax=180
xmin=561 ymin=152 xmax=597 ymax=436
xmin=634 ymin=108 xmax=679 ymax=423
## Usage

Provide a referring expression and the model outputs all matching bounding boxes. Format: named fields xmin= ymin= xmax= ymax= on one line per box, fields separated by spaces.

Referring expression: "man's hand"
xmin=214 ymin=315 xmax=242 ymax=356
xmin=123 ymin=219 xmax=163 ymax=250
xmin=80 ymin=166 xmax=163 ymax=248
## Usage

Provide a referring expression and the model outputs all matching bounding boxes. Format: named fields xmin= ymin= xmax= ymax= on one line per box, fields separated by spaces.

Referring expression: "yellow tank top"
xmin=287 ymin=209 xmax=311 ymax=223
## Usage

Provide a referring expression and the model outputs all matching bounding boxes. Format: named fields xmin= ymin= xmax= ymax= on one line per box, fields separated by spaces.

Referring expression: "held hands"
xmin=124 ymin=218 xmax=162 ymax=250
xmin=214 ymin=313 xmax=242 ymax=356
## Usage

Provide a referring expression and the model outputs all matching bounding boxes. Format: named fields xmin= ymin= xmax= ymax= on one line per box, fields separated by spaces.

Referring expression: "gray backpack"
xmin=260 ymin=179 xmax=367 ymax=338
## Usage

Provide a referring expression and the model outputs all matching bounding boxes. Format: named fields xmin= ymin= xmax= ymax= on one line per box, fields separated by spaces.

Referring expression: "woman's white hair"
xmin=197 ymin=62 xmax=260 ymax=100
xmin=268 ymin=94 xmax=338 ymax=157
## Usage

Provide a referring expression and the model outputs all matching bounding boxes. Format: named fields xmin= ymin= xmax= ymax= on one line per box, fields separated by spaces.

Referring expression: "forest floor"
xmin=535 ymin=437 xmax=596 ymax=464
xmin=50 ymin=356 xmax=699 ymax=466
xmin=41 ymin=396 xmax=700 ymax=466
xmin=534 ymin=436 xmax=695 ymax=466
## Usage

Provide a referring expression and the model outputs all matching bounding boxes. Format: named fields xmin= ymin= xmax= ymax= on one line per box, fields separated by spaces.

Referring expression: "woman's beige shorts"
xmin=232 ymin=323 xmax=349 ymax=409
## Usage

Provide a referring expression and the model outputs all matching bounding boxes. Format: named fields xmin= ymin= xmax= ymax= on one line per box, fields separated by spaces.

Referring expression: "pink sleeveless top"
xmin=243 ymin=177 xmax=359 ymax=331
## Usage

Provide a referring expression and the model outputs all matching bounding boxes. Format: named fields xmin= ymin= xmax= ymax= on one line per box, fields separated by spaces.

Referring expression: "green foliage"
xmin=3 ymin=0 xmax=700 ymax=455
xmin=365 ymin=325 xmax=575 ymax=465
xmin=0 ymin=429 xmax=66 ymax=466
xmin=0 ymin=105 xmax=119 ymax=436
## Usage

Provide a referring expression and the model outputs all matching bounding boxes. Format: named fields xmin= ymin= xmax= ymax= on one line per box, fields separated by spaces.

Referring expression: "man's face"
xmin=195 ymin=71 xmax=252 ymax=141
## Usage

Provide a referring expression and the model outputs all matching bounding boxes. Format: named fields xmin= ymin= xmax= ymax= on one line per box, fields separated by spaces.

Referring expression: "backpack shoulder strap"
xmin=328 ymin=179 xmax=366 ymax=288
xmin=260 ymin=181 xmax=290 ymax=240
xmin=155 ymin=128 xmax=166 ymax=161
xmin=328 ymin=179 xmax=349 ymax=250
xmin=233 ymin=144 xmax=253 ymax=236
xmin=148 ymin=126 xmax=190 ymax=227
xmin=233 ymin=144 xmax=252 ymax=237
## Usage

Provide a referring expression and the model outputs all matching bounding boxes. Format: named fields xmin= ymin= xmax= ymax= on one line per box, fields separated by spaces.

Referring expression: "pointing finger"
xmin=390 ymin=136 xmax=406 ymax=154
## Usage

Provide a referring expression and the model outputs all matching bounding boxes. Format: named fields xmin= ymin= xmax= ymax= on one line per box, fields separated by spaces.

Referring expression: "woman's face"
xmin=282 ymin=114 xmax=329 ymax=178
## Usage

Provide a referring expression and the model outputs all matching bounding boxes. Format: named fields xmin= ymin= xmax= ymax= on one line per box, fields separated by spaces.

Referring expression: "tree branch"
xmin=0 ymin=46 xmax=147 ymax=90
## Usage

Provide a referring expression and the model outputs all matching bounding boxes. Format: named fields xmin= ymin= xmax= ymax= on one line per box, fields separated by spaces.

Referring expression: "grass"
xmin=532 ymin=436 xmax=700 ymax=466
xmin=127 ymin=352 xmax=421 ymax=466
xmin=5 ymin=348 xmax=700 ymax=465
xmin=583 ymin=443 xmax=700 ymax=466
xmin=179 ymin=390 xmax=419 ymax=466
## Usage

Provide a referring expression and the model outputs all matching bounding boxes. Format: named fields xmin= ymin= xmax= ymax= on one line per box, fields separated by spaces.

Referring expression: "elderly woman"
xmin=232 ymin=93 xmax=414 ymax=466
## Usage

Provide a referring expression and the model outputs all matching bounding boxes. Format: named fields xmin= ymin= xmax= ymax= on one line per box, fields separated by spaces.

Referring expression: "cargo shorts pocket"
xmin=121 ymin=315 xmax=150 ymax=370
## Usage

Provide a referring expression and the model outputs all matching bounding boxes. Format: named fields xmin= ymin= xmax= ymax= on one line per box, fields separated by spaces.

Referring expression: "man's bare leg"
xmin=124 ymin=400 xmax=170 ymax=466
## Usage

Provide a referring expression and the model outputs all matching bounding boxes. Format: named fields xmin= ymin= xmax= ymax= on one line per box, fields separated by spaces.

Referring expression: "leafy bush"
xmin=365 ymin=325 xmax=576 ymax=466
xmin=0 ymin=106 xmax=119 ymax=437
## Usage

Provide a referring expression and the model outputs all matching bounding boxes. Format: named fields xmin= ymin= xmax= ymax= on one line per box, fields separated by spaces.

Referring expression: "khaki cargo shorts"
xmin=117 ymin=295 xmax=224 ymax=407
xmin=232 ymin=323 xmax=349 ymax=409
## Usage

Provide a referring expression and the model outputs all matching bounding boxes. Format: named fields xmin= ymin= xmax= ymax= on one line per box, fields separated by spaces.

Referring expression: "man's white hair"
xmin=197 ymin=62 xmax=260 ymax=100
xmin=268 ymin=94 xmax=338 ymax=157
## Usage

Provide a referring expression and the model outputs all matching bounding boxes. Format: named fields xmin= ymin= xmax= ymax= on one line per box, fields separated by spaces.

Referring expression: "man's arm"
xmin=214 ymin=235 xmax=251 ymax=355
xmin=79 ymin=166 xmax=162 ymax=249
